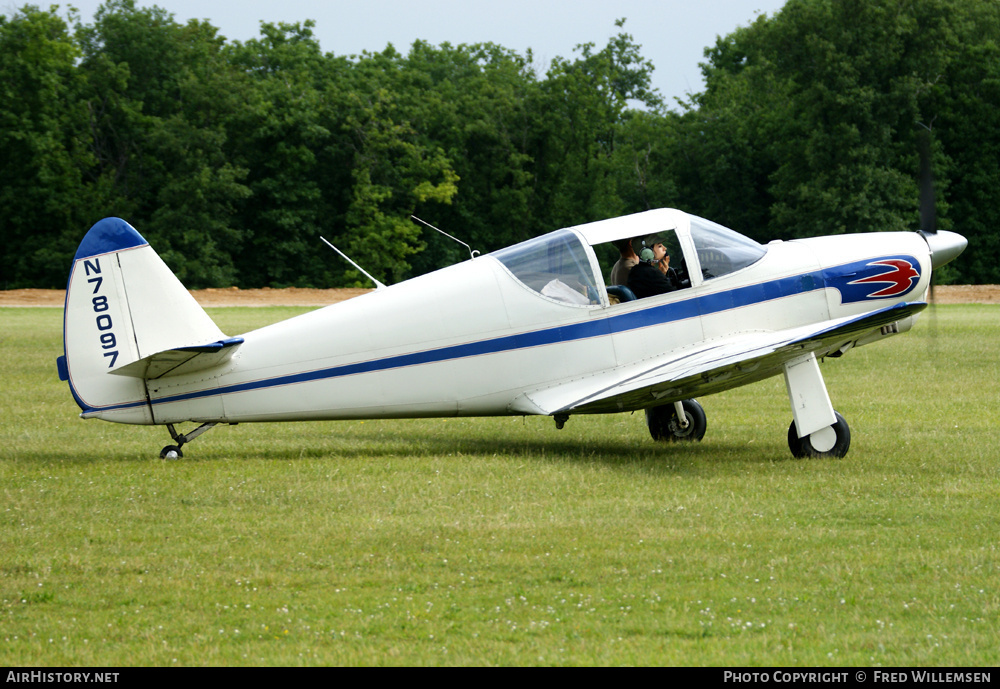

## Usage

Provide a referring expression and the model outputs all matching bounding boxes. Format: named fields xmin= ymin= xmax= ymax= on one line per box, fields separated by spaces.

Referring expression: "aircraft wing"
xmin=110 ymin=337 xmax=244 ymax=380
xmin=510 ymin=302 xmax=927 ymax=416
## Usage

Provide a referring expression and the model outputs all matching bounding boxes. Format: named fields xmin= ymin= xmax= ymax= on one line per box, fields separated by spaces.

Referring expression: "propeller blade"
xmin=917 ymin=127 xmax=941 ymax=304
xmin=919 ymin=129 xmax=937 ymax=235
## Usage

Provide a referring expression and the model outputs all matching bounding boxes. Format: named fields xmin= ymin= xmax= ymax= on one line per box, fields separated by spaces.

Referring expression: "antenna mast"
xmin=320 ymin=237 xmax=386 ymax=290
xmin=411 ymin=216 xmax=479 ymax=260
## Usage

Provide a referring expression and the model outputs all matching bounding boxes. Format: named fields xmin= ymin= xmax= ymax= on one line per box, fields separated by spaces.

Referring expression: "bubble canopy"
xmin=490 ymin=229 xmax=601 ymax=305
xmin=488 ymin=209 xmax=767 ymax=303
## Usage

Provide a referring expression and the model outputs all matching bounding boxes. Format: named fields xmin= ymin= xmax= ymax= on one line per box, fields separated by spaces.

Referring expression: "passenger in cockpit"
xmin=610 ymin=238 xmax=640 ymax=285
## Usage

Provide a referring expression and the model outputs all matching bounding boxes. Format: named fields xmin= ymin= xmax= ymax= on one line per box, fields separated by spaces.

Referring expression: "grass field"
xmin=1 ymin=305 xmax=997 ymax=666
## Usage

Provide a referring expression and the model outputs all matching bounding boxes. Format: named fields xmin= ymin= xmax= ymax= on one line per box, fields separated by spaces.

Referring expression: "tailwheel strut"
xmin=159 ymin=422 xmax=218 ymax=459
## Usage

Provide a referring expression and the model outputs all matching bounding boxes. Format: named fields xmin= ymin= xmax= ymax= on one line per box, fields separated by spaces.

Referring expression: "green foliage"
xmin=223 ymin=20 xmax=343 ymax=287
xmin=340 ymin=88 xmax=458 ymax=284
xmin=762 ymin=0 xmax=947 ymax=237
xmin=531 ymin=19 xmax=664 ymax=230
xmin=74 ymin=0 xmax=252 ymax=287
xmin=377 ymin=41 xmax=540 ymax=272
xmin=930 ymin=1 xmax=1000 ymax=283
xmin=0 ymin=1 xmax=997 ymax=287
xmin=681 ymin=0 xmax=1000 ymax=280
xmin=0 ymin=5 xmax=93 ymax=287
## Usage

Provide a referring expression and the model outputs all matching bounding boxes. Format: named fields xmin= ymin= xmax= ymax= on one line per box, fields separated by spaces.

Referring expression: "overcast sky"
xmin=14 ymin=0 xmax=789 ymax=108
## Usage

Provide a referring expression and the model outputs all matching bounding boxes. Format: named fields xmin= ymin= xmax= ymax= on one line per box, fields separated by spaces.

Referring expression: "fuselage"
xmin=136 ymin=212 xmax=934 ymax=426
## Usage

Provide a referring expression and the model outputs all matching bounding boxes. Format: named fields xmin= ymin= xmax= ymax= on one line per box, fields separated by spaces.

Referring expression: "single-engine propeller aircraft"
xmin=57 ymin=208 xmax=966 ymax=459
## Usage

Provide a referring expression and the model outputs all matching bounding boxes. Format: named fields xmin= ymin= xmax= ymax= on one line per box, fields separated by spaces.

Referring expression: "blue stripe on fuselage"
xmin=74 ymin=251 xmax=924 ymax=416
xmin=139 ymin=268 xmax=832 ymax=410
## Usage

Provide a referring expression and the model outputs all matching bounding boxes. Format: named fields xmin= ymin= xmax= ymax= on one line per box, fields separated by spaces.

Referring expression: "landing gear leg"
xmin=783 ymin=352 xmax=850 ymax=458
xmin=159 ymin=422 xmax=218 ymax=459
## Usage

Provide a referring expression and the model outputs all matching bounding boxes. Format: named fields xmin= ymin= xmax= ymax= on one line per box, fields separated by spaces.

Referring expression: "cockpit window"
xmin=689 ymin=215 xmax=766 ymax=280
xmin=491 ymin=229 xmax=601 ymax=305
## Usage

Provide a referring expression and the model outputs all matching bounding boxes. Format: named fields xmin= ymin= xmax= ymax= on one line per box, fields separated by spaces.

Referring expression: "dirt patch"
xmin=182 ymin=287 xmax=373 ymax=307
xmin=926 ymin=285 xmax=1000 ymax=304
xmin=0 ymin=287 xmax=373 ymax=308
xmin=1 ymin=285 xmax=998 ymax=307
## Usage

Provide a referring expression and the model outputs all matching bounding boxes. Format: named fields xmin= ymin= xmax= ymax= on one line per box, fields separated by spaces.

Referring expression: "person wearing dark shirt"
xmin=628 ymin=242 xmax=679 ymax=298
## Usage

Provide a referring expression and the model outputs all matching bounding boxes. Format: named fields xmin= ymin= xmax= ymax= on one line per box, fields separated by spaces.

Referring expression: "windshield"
xmin=689 ymin=216 xmax=766 ymax=279
xmin=491 ymin=230 xmax=601 ymax=305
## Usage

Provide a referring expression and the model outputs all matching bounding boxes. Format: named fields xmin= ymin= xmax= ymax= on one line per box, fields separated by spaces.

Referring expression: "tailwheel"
xmin=646 ymin=399 xmax=707 ymax=442
xmin=157 ymin=422 xmax=219 ymax=459
xmin=788 ymin=411 xmax=851 ymax=458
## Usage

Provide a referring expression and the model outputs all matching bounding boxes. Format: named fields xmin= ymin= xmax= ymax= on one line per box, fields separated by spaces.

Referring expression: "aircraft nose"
xmin=921 ymin=230 xmax=968 ymax=269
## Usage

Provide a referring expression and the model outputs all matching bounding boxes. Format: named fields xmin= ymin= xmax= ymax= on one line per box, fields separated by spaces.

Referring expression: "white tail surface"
xmin=59 ymin=218 xmax=228 ymax=424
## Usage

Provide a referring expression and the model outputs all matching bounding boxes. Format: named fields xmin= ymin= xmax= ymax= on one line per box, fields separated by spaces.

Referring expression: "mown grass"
xmin=1 ymin=305 xmax=997 ymax=666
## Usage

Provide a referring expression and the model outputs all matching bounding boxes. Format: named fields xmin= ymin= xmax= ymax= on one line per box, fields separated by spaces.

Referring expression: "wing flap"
xmin=511 ymin=302 xmax=926 ymax=416
xmin=110 ymin=337 xmax=244 ymax=380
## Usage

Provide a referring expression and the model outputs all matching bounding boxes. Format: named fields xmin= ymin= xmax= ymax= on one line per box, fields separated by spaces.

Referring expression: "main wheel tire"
xmin=787 ymin=411 xmax=851 ymax=458
xmin=646 ymin=399 xmax=707 ymax=442
xmin=159 ymin=445 xmax=183 ymax=459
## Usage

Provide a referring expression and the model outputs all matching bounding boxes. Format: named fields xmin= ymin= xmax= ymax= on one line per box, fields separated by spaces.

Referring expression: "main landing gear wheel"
xmin=646 ymin=399 xmax=707 ymax=442
xmin=159 ymin=445 xmax=183 ymax=460
xmin=788 ymin=411 xmax=851 ymax=458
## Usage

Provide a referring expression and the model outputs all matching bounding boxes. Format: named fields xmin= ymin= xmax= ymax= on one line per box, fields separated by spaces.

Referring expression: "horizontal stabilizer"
xmin=111 ymin=337 xmax=244 ymax=379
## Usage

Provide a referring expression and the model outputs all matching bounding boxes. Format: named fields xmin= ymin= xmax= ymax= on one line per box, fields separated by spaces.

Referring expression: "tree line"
xmin=2 ymin=0 xmax=997 ymax=289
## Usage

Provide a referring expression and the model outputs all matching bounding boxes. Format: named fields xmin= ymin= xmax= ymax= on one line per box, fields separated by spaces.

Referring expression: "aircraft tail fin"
xmin=58 ymin=218 xmax=229 ymax=424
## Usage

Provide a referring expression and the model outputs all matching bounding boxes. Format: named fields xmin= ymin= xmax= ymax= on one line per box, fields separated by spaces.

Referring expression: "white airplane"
xmin=57 ymin=208 xmax=966 ymax=459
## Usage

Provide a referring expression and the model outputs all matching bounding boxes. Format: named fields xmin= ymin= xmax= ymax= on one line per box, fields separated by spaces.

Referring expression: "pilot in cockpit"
xmin=627 ymin=237 xmax=681 ymax=298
